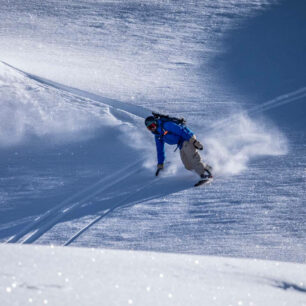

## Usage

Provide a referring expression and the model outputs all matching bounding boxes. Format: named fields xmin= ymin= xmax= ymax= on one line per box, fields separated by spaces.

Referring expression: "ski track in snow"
xmin=6 ymin=159 xmax=145 ymax=244
xmin=207 ymin=87 xmax=306 ymax=132
xmin=63 ymin=176 xmax=160 ymax=246
xmin=1 ymin=61 xmax=150 ymax=120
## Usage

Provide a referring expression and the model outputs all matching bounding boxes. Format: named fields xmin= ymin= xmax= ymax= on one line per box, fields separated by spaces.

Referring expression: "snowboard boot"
xmin=201 ymin=166 xmax=213 ymax=179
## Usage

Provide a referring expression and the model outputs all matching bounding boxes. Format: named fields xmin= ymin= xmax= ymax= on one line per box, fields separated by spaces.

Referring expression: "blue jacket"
xmin=152 ymin=119 xmax=194 ymax=165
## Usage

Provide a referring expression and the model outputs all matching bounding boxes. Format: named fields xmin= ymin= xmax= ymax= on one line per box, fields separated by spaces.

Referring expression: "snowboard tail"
xmin=194 ymin=178 xmax=213 ymax=187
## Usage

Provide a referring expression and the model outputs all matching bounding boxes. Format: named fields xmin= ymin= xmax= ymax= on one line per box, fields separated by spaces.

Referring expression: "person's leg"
xmin=180 ymin=141 xmax=193 ymax=170
xmin=180 ymin=141 xmax=211 ymax=176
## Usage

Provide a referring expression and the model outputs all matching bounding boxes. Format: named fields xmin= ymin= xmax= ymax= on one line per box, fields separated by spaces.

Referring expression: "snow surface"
xmin=0 ymin=0 xmax=305 ymax=304
xmin=1 ymin=244 xmax=306 ymax=306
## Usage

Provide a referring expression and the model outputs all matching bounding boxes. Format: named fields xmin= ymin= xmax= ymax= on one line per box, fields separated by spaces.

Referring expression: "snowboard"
xmin=194 ymin=177 xmax=213 ymax=187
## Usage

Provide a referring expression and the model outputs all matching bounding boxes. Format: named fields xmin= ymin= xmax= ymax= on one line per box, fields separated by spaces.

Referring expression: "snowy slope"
xmin=0 ymin=0 xmax=306 ymax=305
xmin=0 ymin=0 xmax=305 ymax=287
xmin=1 ymin=244 xmax=306 ymax=306
xmin=2 ymin=59 xmax=304 ymax=263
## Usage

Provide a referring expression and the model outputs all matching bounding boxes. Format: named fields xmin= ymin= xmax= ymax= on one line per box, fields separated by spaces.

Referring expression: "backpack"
xmin=152 ymin=112 xmax=186 ymax=126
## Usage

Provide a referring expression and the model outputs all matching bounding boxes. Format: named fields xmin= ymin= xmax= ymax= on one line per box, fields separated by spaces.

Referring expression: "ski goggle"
xmin=147 ymin=122 xmax=157 ymax=131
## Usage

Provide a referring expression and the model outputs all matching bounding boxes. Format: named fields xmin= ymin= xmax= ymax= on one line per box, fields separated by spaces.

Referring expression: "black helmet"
xmin=144 ymin=116 xmax=156 ymax=127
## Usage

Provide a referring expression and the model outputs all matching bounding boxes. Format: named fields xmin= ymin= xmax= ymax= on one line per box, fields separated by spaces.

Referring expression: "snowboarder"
xmin=145 ymin=113 xmax=213 ymax=186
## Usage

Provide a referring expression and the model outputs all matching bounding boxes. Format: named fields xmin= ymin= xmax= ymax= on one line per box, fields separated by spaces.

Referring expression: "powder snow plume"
xmin=0 ymin=62 xmax=118 ymax=147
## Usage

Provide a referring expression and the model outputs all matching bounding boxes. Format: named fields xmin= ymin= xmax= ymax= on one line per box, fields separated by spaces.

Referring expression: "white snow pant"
xmin=180 ymin=140 xmax=208 ymax=176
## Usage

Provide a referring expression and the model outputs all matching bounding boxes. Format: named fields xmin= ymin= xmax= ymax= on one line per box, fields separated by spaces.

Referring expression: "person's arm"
xmin=155 ymin=135 xmax=165 ymax=170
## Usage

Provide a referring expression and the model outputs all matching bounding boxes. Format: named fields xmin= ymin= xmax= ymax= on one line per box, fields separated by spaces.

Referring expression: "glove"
xmin=193 ymin=139 xmax=203 ymax=150
xmin=155 ymin=164 xmax=164 ymax=176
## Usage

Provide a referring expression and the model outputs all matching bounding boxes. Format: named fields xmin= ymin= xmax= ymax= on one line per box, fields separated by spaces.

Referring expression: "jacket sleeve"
xmin=164 ymin=122 xmax=194 ymax=141
xmin=155 ymin=135 xmax=165 ymax=165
